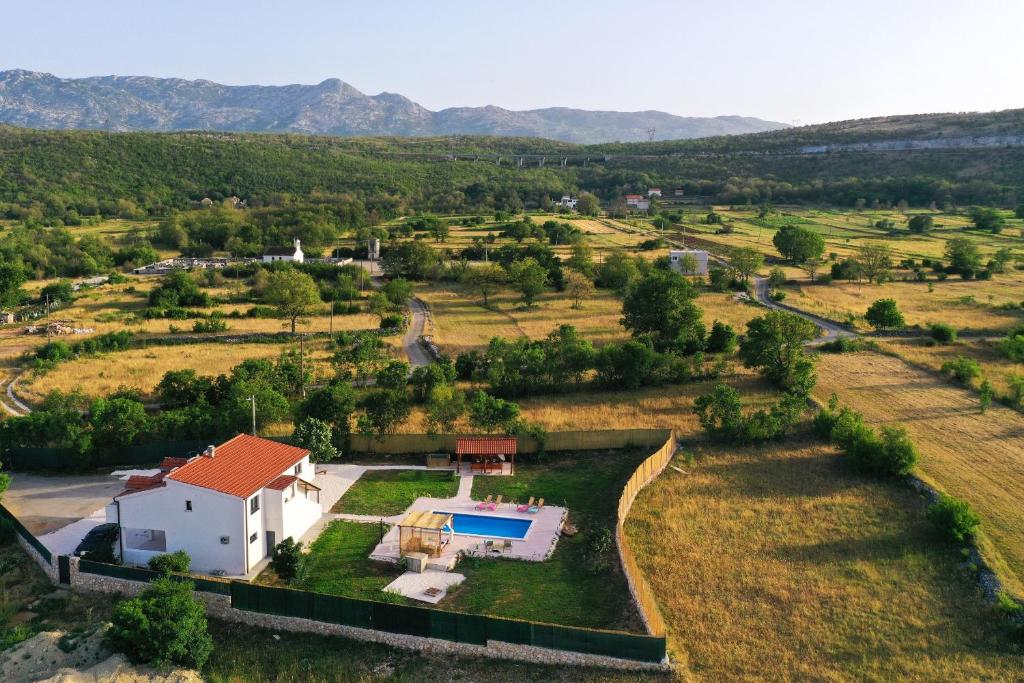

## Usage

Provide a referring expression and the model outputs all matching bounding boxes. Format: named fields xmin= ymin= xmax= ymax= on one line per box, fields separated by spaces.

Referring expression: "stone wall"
xmin=15 ymin=534 xmax=56 ymax=583
xmin=66 ymin=557 xmax=670 ymax=671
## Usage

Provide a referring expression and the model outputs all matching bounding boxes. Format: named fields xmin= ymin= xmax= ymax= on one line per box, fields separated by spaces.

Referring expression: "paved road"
xmin=751 ymin=276 xmax=857 ymax=343
xmin=403 ymin=297 xmax=433 ymax=368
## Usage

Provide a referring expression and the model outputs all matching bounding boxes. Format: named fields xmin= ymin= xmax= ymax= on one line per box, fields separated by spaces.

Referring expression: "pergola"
xmin=397 ymin=510 xmax=454 ymax=558
xmin=455 ymin=437 xmax=517 ymax=475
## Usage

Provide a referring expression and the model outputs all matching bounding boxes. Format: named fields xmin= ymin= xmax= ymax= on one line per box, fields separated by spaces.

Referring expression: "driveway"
xmin=4 ymin=472 xmax=127 ymax=555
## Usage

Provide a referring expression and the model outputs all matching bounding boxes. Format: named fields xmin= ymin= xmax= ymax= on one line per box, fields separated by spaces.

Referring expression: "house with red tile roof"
xmin=107 ymin=434 xmax=322 ymax=576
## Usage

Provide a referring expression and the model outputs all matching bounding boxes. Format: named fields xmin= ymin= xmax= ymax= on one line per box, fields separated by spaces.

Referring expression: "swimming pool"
xmin=435 ymin=511 xmax=532 ymax=540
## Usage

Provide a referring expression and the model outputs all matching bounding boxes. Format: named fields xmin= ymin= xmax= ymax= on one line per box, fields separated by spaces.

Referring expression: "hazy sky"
xmin=4 ymin=0 xmax=1022 ymax=124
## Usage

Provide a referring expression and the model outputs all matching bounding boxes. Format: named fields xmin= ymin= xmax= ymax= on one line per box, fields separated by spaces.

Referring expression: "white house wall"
xmin=116 ymin=482 xmax=245 ymax=575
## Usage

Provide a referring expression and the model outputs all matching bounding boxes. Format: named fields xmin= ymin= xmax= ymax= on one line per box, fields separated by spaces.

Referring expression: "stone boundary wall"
xmin=67 ymin=557 xmax=670 ymax=671
xmin=14 ymin=533 xmax=57 ymax=582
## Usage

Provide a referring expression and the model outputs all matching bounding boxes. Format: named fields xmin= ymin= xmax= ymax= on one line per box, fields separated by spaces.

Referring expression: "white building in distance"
xmin=108 ymin=435 xmax=322 ymax=577
xmin=263 ymin=239 xmax=304 ymax=263
xmin=669 ymin=249 xmax=710 ymax=276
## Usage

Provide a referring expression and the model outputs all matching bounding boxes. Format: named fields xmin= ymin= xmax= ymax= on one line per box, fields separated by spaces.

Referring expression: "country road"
xmin=751 ymin=276 xmax=857 ymax=343
xmin=402 ymin=297 xmax=433 ymax=368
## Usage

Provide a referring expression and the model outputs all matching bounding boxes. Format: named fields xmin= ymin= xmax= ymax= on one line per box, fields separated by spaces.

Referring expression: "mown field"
xmin=814 ymin=351 xmax=1024 ymax=598
xmin=627 ymin=438 xmax=1024 ymax=680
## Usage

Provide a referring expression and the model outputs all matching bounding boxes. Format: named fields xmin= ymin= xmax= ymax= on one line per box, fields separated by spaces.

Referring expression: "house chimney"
xmin=204 ymin=445 xmax=216 ymax=458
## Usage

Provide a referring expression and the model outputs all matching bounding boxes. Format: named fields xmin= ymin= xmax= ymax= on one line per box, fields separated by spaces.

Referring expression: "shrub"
xmin=379 ymin=313 xmax=403 ymax=330
xmin=192 ymin=316 xmax=228 ymax=333
xmin=35 ymin=341 xmax=74 ymax=363
xmin=105 ymin=577 xmax=213 ymax=669
xmin=941 ymin=355 xmax=982 ymax=385
xmin=770 ymin=290 xmax=786 ymax=302
xmin=929 ymin=323 xmax=957 ymax=344
xmin=147 ymin=550 xmax=191 ymax=574
xmin=865 ymin=298 xmax=905 ymax=329
xmin=926 ymin=494 xmax=981 ymax=543
xmin=293 ymin=416 xmax=338 ymax=462
xmin=270 ymin=537 xmax=304 ymax=581
xmin=705 ymin=321 xmax=737 ymax=353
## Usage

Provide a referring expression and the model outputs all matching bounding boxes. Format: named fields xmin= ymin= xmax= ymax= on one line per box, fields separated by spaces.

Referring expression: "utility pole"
xmin=299 ymin=335 xmax=306 ymax=398
xmin=246 ymin=395 xmax=256 ymax=436
xmin=329 ymin=300 xmax=334 ymax=336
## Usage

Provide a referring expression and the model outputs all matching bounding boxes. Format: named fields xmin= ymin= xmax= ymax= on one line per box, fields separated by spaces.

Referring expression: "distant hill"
xmin=0 ymin=69 xmax=788 ymax=144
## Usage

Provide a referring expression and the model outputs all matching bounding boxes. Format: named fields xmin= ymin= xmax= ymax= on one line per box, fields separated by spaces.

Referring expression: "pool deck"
xmin=369 ymin=496 xmax=565 ymax=564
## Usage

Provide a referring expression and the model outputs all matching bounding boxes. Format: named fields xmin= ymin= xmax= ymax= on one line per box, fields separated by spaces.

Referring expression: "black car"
xmin=73 ymin=523 xmax=119 ymax=558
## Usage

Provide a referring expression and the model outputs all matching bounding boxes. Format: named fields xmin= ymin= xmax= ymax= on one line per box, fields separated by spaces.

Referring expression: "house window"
xmin=250 ymin=495 xmax=260 ymax=514
xmin=294 ymin=462 xmax=302 ymax=475
xmin=249 ymin=532 xmax=258 ymax=544
xmin=185 ymin=501 xmax=192 ymax=512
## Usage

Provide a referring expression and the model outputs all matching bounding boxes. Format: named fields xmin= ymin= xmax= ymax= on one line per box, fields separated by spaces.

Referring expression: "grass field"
xmin=19 ymin=340 xmax=334 ymax=403
xmin=281 ymin=449 xmax=650 ymax=631
xmin=814 ymin=351 xmax=1024 ymax=598
xmin=628 ymin=438 xmax=1024 ymax=680
xmin=876 ymin=336 xmax=1024 ymax=399
xmin=784 ymin=273 xmax=1024 ymax=332
xmin=330 ymin=470 xmax=459 ymax=516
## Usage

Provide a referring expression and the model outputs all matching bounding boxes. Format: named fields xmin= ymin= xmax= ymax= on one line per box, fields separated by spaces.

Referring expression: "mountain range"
xmin=0 ymin=69 xmax=788 ymax=144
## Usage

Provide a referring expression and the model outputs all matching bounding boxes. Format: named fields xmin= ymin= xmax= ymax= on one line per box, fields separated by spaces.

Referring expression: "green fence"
xmin=0 ymin=503 xmax=51 ymax=564
xmin=6 ymin=440 xmax=210 ymax=472
xmin=230 ymin=582 xmax=665 ymax=663
xmin=77 ymin=558 xmax=231 ymax=595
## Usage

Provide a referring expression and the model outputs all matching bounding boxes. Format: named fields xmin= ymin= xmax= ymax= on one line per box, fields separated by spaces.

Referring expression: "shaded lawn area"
xmin=331 ymin=470 xmax=459 ymax=516
xmin=294 ymin=520 xmax=403 ymax=600
xmin=627 ymin=437 xmax=1024 ymax=680
xmin=204 ymin=619 xmax=667 ymax=683
xmin=441 ymin=449 xmax=650 ymax=631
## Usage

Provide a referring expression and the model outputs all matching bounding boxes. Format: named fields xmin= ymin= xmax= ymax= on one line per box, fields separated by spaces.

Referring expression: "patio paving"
xmin=370 ymin=496 xmax=565 ymax=564
xmin=383 ymin=569 xmax=466 ymax=604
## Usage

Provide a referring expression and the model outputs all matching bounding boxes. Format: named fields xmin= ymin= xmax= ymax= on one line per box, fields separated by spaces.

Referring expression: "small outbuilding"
xmin=455 ymin=437 xmax=517 ymax=475
xmin=397 ymin=510 xmax=454 ymax=558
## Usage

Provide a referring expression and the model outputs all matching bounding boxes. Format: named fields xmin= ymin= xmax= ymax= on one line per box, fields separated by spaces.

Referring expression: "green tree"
xmin=865 ymin=298 xmax=904 ymax=329
xmin=295 ymin=380 xmax=357 ymax=435
xmin=563 ymin=269 xmax=595 ymax=309
xmin=693 ymin=384 xmax=743 ymax=440
xmin=926 ymin=494 xmax=981 ymax=543
xmin=944 ymin=237 xmax=982 ymax=276
xmin=907 ymin=214 xmax=934 ymax=233
xmin=294 ymin=417 xmax=338 ymax=462
xmin=0 ymin=261 xmax=27 ymax=309
xmin=621 ymin=270 xmax=705 ymax=352
xmin=566 ymin=240 xmax=595 ymax=276
xmin=729 ymin=247 xmax=764 ymax=283
xmin=264 ymin=269 xmax=321 ymax=334
xmin=969 ymin=206 xmax=1004 ymax=233
xmin=767 ymin=267 xmax=787 ymax=289
xmin=738 ymin=311 xmax=818 ymax=394
xmin=380 ymin=241 xmax=439 ymax=280
xmin=460 ymin=263 xmax=506 ymax=307
xmin=357 ymin=390 xmax=411 ymax=439
xmin=857 ymin=243 xmax=893 ymax=284
xmin=506 ymin=257 xmax=548 ymax=306
xmin=706 ymin=320 xmax=738 ymax=353
xmin=105 ymin=577 xmax=213 ymax=669
xmin=772 ymin=225 xmax=825 ymax=264
xmin=467 ymin=390 xmax=521 ymax=433
xmin=381 ymin=278 xmax=414 ymax=307
xmin=979 ymin=379 xmax=994 ymax=414
xmin=425 ymin=384 xmax=465 ymax=435
xmin=375 ymin=360 xmax=410 ymax=391
xmin=90 ymin=397 xmax=149 ymax=449
xmin=576 ymin=192 xmax=600 ymax=216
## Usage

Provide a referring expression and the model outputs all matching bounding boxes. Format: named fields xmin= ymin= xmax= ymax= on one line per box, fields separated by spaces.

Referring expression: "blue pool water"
xmin=435 ymin=511 xmax=532 ymax=540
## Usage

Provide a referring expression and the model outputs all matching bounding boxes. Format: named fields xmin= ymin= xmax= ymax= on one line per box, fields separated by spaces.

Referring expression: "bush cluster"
xmin=814 ymin=399 xmax=919 ymax=477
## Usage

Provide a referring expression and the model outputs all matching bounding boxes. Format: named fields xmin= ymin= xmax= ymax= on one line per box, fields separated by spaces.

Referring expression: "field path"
xmin=402 ymin=297 xmax=433 ymax=368
xmin=815 ymin=351 xmax=1024 ymax=596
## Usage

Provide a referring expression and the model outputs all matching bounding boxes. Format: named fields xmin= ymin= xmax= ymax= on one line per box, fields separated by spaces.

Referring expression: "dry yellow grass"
xmin=815 ymin=351 xmax=1024 ymax=596
xmin=418 ymin=283 xmax=629 ymax=355
xmin=628 ymin=438 xmax=1024 ymax=680
xmin=876 ymin=337 xmax=1024 ymax=399
xmin=786 ymin=274 xmax=1024 ymax=332
xmin=19 ymin=341 xmax=334 ymax=403
xmin=399 ymin=372 xmax=773 ymax=434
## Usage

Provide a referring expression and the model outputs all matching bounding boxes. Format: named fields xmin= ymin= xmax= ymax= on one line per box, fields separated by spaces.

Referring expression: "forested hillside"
xmin=3 ymin=108 xmax=1024 ymax=226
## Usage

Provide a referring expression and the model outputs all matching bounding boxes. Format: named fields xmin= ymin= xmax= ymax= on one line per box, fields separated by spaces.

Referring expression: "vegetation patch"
xmin=330 ymin=470 xmax=459 ymax=516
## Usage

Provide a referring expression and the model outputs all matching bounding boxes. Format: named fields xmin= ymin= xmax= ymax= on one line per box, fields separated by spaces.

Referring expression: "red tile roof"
xmin=456 ymin=437 xmax=517 ymax=455
xmin=117 ymin=472 xmax=167 ymax=498
xmin=624 ymin=194 xmax=643 ymax=199
xmin=167 ymin=435 xmax=309 ymax=499
xmin=159 ymin=457 xmax=189 ymax=471
xmin=266 ymin=475 xmax=298 ymax=491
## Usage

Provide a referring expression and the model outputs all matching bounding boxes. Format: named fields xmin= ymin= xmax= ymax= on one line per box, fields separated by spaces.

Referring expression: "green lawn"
xmin=331 ymin=470 xmax=459 ymax=516
xmin=282 ymin=450 xmax=651 ymax=631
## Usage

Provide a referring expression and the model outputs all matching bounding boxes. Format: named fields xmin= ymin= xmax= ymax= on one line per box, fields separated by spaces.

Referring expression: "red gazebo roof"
xmin=456 ymin=437 xmax=517 ymax=455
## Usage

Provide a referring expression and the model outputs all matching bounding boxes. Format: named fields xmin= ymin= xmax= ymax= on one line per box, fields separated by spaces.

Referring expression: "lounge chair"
xmin=516 ymin=497 xmax=535 ymax=513
xmin=500 ymin=539 xmax=512 ymax=553
xmin=475 ymin=495 xmax=493 ymax=511
xmin=528 ymin=498 xmax=544 ymax=513
xmin=486 ymin=495 xmax=503 ymax=511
